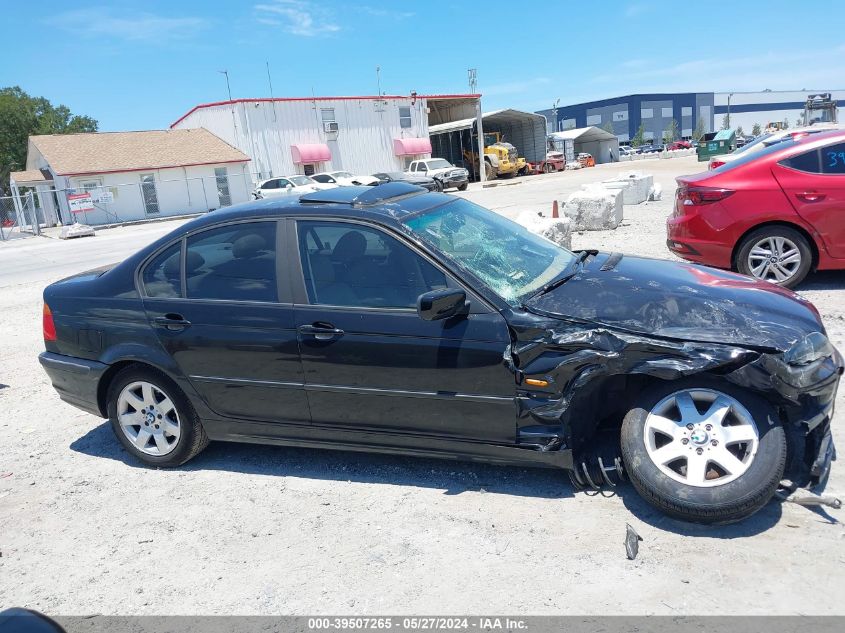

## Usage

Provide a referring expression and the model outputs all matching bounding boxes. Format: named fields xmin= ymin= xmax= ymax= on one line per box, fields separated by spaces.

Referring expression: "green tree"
xmin=631 ymin=122 xmax=646 ymax=147
xmin=736 ymin=125 xmax=744 ymax=137
xmin=0 ymin=86 xmax=97 ymax=192
xmin=751 ymin=122 xmax=761 ymax=136
xmin=782 ymin=118 xmax=790 ymax=130
xmin=721 ymin=113 xmax=731 ymax=130
xmin=601 ymin=120 xmax=614 ymax=134
xmin=693 ymin=117 xmax=706 ymax=141
xmin=663 ymin=118 xmax=680 ymax=144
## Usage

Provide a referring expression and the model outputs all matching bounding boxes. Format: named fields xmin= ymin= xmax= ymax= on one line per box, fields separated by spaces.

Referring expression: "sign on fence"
xmin=67 ymin=192 xmax=94 ymax=213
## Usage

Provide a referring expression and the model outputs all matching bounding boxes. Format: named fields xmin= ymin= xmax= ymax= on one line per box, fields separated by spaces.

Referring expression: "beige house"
xmin=9 ymin=129 xmax=252 ymax=226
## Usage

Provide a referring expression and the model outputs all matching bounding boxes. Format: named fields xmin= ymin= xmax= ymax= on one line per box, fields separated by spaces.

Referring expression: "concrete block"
xmin=563 ymin=187 xmax=623 ymax=231
xmin=516 ymin=211 xmax=572 ymax=249
xmin=603 ymin=171 xmax=653 ymax=204
xmin=59 ymin=223 xmax=95 ymax=239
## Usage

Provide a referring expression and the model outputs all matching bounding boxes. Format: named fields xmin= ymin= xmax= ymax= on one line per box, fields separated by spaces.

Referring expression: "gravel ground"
xmin=1 ymin=155 xmax=843 ymax=615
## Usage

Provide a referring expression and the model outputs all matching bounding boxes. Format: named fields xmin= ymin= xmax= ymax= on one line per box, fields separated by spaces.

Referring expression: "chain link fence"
xmin=0 ymin=190 xmax=42 ymax=241
xmin=2 ymin=170 xmax=263 ymax=240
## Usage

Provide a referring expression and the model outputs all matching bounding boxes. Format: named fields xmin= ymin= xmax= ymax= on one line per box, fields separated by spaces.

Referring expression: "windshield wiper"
xmin=527 ymin=250 xmax=597 ymax=300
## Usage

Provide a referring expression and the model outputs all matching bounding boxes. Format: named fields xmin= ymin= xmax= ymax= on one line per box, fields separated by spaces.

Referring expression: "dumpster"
xmin=696 ymin=129 xmax=736 ymax=162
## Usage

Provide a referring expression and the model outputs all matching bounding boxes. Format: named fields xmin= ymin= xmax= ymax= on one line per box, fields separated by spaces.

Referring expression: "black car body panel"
xmin=39 ymin=187 xmax=840 ymax=486
xmin=371 ymin=172 xmax=439 ymax=191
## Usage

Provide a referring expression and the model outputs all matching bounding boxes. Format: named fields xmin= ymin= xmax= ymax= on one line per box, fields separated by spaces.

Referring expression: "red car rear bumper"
xmin=666 ymin=214 xmax=734 ymax=269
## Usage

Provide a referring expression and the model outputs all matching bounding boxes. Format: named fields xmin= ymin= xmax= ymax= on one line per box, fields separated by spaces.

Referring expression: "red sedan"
xmin=667 ymin=129 xmax=845 ymax=287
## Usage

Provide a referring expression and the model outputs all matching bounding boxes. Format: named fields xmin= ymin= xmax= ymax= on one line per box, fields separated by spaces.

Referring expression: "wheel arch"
xmin=731 ymin=220 xmax=820 ymax=272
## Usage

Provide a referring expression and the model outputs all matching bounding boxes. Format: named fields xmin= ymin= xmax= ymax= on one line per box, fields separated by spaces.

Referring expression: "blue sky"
xmin=2 ymin=0 xmax=844 ymax=131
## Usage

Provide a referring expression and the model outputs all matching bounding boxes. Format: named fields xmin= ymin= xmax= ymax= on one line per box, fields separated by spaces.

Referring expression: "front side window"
xmin=399 ymin=106 xmax=412 ymax=128
xmin=298 ymin=221 xmax=448 ymax=308
xmin=261 ymin=179 xmax=279 ymax=190
xmin=289 ymin=175 xmax=313 ymax=186
xmin=142 ymin=242 xmax=182 ymax=298
xmin=403 ymin=199 xmax=576 ymax=305
xmin=185 ymin=222 xmax=277 ymax=302
xmin=312 ymin=174 xmax=332 ymax=183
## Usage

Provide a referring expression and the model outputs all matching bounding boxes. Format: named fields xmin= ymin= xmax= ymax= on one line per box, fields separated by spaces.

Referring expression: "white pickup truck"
xmin=406 ymin=158 xmax=469 ymax=191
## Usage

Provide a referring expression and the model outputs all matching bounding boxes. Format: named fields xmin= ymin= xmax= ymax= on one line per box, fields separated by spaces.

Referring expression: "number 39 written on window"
xmin=827 ymin=151 xmax=845 ymax=168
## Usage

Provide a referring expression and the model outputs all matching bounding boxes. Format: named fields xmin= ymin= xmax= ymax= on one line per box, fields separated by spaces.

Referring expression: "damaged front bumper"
xmin=508 ymin=318 xmax=842 ymax=488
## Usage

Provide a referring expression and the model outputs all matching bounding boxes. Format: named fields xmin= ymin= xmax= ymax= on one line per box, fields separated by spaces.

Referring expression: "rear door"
xmin=773 ymin=140 xmax=845 ymax=258
xmin=140 ymin=219 xmax=310 ymax=426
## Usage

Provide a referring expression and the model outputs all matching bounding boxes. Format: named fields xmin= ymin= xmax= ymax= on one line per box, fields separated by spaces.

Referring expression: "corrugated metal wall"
xmin=173 ymin=98 xmax=432 ymax=182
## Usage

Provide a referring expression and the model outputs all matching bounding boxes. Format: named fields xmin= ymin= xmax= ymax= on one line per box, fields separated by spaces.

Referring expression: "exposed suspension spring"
xmin=568 ymin=455 xmax=627 ymax=491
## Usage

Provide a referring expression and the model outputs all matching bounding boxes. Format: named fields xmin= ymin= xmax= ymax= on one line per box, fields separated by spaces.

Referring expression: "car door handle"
xmin=299 ymin=323 xmax=344 ymax=340
xmin=153 ymin=314 xmax=191 ymax=331
xmin=796 ymin=191 xmax=826 ymax=203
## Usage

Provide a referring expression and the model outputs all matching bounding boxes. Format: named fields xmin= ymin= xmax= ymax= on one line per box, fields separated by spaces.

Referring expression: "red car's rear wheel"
xmin=736 ymin=225 xmax=812 ymax=288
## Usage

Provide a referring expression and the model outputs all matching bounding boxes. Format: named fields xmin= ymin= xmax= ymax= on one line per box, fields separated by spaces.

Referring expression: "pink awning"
xmin=291 ymin=143 xmax=331 ymax=164
xmin=393 ymin=137 xmax=432 ymax=156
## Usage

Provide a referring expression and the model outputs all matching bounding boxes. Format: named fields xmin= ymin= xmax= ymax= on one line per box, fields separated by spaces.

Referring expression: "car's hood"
xmin=525 ymin=253 xmax=823 ymax=351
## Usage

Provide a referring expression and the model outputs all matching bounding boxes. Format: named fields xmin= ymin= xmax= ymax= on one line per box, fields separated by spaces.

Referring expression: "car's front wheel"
xmin=621 ymin=379 xmax=786 ymax=524
xmin=107 ymin=365 xmax=209 ymax=467
xmin=457 ymin=183 xmax=468 ymax=191
xmin=736 ymin=225 xmax=812 ymax=288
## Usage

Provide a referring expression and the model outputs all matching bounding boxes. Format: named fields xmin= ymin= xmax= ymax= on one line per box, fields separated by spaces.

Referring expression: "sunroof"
xmin=299 ymin=182 xmax=426 ymax=207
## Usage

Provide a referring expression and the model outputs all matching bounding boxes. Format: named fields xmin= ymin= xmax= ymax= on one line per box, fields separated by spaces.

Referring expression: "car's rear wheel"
xmin=736 ymin=225 xmax=812 ymax=288
xmin=621 ymin=378 xmax=786 ymax=524
xmin=457 ymin=183 xmax=468 ymax=191
xmin=107 ymin=365 xmax=209 ymax=467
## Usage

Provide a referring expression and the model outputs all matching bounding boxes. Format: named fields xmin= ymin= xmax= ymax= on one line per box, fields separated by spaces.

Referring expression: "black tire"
xmin=544 ymin=164 xmax=554 ymax=173
xmin=621 ymin=377 xmax=786 ymax=524
xmin=485 ymin=162 xmax=497 ymax=181
xmin=735 ymin=225 xmax=812 ymax=289
xmin=106 ymin=364 xmax=209 ymax=467
xmin=434 ymin=180 xmax=444 ymax=192
xmin=457 ymin=183 xmax=468 ymax=191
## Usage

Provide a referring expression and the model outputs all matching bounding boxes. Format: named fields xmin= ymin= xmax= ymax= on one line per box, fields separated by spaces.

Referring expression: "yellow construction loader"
xmin=463 ymin=132 xmax=530 ymax=180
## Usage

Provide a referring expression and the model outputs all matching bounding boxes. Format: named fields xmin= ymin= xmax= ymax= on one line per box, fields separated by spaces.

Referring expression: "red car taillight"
xmin=709 ymin=160 xmax=726 ymax=170
xmin=43 ymin=303 xmax=56 ymax=342
xmin=679 ymin=186 xmax=734 ymax=206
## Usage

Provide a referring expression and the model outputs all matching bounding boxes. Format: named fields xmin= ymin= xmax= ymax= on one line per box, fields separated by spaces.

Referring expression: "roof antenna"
xmin=266 ymin=60 xmax=277 ymax=121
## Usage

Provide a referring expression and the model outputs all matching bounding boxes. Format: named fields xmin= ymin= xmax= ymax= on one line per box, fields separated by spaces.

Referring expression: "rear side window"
xmin=781 ymin=149 xmax=822 ymax=174
xmin=142 ymin=242 xmax=182 ymax=298
xmin=822 ymin=143 xmax=845 ymax=174
xmin=185 ymin=222 xmax=277 ymax=302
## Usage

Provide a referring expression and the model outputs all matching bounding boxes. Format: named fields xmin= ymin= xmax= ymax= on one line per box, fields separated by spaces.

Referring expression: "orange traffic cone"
xmin=551 ymin=200 xmax=559 ymax=219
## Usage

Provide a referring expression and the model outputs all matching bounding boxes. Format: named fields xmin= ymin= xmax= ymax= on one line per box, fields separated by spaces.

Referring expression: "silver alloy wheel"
xmin=643 ymin=388 xmax=759 ymax=487
xmin=747 ymin=235 xmax=802 ymax=283
xmin=116 ymin=380 xmax=181 ymax=456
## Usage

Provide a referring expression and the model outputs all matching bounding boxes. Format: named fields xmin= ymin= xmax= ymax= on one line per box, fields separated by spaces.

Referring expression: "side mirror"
xmin=417 ymin=288 xmax=467 ymax=321
xmin=285 ymin=183 xmax=293 ymax=189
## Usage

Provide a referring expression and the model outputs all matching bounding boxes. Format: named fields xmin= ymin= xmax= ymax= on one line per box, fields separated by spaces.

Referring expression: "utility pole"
xmin=266 ymin=61 xmax=277 ymax=121
xmin=219 ymin=70 xmax=237 ymax=132
xmin=726 ymin=92 xmax=733 ymax=129
xmin=468 ymin=68 xmax=477 ymax=93
xmin=552 ymin=98 xmax=560 ymax=134
xmin=376 ymin=65 xmax=382 ymax=96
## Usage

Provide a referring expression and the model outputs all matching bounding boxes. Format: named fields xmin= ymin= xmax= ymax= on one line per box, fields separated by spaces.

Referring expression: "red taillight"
xmin=678 ymin=186 xmax=734 ymax=207
xmin=43 ymin=303 xmax=56 ymax=342
xmin=709 ymin=160 xmax=726 ymax=170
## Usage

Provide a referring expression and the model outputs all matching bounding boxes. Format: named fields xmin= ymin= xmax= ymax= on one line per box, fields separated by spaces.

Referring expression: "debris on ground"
xmin=776 ymin=481 xmax=842 ymax=510
xmin=59 ymin=223 xmax=95 ymax=239
xmin=625 ymin=523 xmax=643 ymax=560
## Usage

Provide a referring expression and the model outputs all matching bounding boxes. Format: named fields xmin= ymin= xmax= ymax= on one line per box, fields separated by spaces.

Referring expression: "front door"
xmin=292 ymin=219 xmax=516 ymax=444
xmin=140 ymin=219 xmax=310 ymax=425
xmin=773 ymin=140 xmax=845 ymax=258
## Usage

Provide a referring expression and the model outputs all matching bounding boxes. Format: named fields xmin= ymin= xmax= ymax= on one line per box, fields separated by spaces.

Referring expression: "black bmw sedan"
xmin=370 ymin=171 xmax=441 ymax=192
xmin=39 ymin=182 xmax=840 ymax=524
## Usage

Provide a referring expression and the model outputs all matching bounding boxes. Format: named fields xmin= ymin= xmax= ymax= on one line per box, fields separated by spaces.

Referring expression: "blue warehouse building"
xmin=537 ymin=93 xmax=716 ymax=143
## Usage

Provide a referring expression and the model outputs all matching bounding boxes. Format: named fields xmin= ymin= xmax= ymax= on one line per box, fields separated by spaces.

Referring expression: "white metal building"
xmin=170 ymin=94 xmax=481 ymax=181
xmin=9 ymin=129 xmax=252 ymax=226
xmin=548 ymin=127 xmax=620 ymax=164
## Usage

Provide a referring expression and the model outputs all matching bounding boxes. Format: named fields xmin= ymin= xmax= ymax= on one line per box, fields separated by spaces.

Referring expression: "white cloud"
xmin=361 ymin=6 xmax=415 ymax=19
xmin=254 ymin=0 xmax=340 ymax=36
xmin=46 ymin=8 xmax=209 ymax=42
